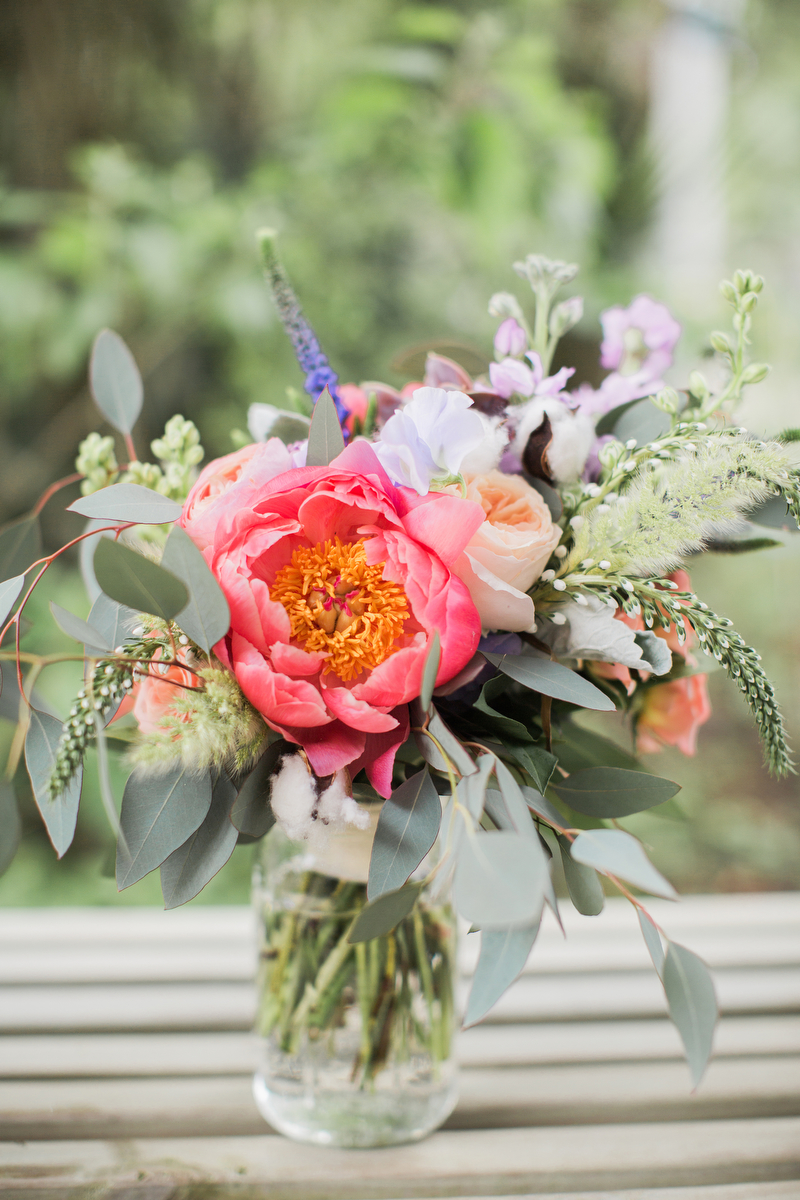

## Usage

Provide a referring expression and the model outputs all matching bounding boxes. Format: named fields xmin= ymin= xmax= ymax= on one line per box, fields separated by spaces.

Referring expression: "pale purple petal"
xmin=494 ymin=318 xmax=528 ymax=358
xmin=489 ymin=358 xmax=536 ymax=399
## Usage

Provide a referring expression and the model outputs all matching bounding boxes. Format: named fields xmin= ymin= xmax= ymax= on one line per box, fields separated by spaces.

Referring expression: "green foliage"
xmin=367 ymin=768 xmax=441 ymax=900
xmin=116 ymin=764 xmax=212 ymax=889
xmin=305 ymin=387 xmax=346 ymax=466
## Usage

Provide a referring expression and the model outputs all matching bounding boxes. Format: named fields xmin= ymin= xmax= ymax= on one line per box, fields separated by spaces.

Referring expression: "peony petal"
xmin=352 ymin=640 xmax=428 ymax=708
xmin=322 ymin=685 xmax=400 ymax=733
xmin=348 ymin=706 xmax=410 ymax=798
xmin=285 ymin=720 xmax=367 ymax=777
xmin=400 ymin=493 xmax=486 ymax=567
xmin=231 ymin=633 xmax=331 ymax=728
xmin=270 ymin=642 xmax=327 ymax=677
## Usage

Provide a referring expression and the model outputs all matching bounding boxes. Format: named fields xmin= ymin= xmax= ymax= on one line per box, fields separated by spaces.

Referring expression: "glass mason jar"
xmin=252 ymin=816 xmax=459 ymax=1147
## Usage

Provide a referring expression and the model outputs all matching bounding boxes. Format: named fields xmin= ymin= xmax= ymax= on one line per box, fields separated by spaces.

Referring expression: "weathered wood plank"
xmin=2 ymin=1016 xmax=798 ymax=1079
xmin=1 ymin=1056 xmax=798 ymax=1141
xmin=0 ymin=1119 xmax=798 ymax=1197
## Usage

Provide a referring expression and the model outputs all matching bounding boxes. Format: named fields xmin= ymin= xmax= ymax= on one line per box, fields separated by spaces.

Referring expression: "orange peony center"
xmin=270 ymin=537 xmax=410 ymax=682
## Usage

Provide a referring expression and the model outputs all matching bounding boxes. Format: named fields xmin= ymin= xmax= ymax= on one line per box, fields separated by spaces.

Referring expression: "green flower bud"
xmin=488 ymin=292 xmax=524 ymax=321
xmin=652 ymin=387 xmax=681 ymax=414
xmin=598 ymin=439 xmax=624 ymax=469
xmin=733 ymin=269 xmax=749 ymax=294
xmin=549 ymin=295 xmax=583 ymax=338
xmin=688 ymin=371 xmax=709 ymax=402
xmin=719 ymin=280 xmax=737 ymax=304
xmin=740 ymin=291 xmax=759 ymax=313
xmin=122 ymin=461 xmax=164 ymax=491
xmin=741 ymin=362 xmax=771 ymax=385
xmin=76 ymin=433 xmax=119 ymax=496
xmin=709 ymin=331 xmax=731 ymax=354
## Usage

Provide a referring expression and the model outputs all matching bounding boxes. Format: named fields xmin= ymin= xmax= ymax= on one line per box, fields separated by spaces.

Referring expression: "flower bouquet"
xmin=1 ymin=235 xmax=797 ymax=1146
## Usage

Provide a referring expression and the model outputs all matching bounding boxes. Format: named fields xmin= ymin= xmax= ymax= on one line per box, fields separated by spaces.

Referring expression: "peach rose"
xmin=453 ymin=470 xmax=561 ymax=632
xmin=132 ymin=650 xmax=201 ymax=735
xmin=181 ymin=439 xmax=295 ymax=552
xmin=636 ymin=674 xmax=712 ymax=757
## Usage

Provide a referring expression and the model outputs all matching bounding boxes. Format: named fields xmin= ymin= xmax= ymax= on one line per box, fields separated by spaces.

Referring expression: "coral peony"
xmin=181 ymin=439 xmax=296 ymax=552
xmin=184 ymin=441 xmax=484 ymax=796
xmin=454 ymin=470 xmax=560 ymax=632
xmin=636 ymin=674 xmax=712 ymax=757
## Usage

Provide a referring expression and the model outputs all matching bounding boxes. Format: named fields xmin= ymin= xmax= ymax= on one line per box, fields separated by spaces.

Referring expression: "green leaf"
xmin=24 ymin=708 xmax=82 ymax=858
xmin=456 ymin=752 xmax=495 ymax=823
xmin=368 ymin=768 xmax=441 ymax=900
xmin=638 ymin=909 xmax=665 ymax=977
xmin=94 ymin=538 xmax=189 ymax=622
xmin=611 ymin=397 xmax=671 ymax=444
xmin=0 ymin=781 xmax=21 ymax=877
xmin=506 ymin=742 xmax=557 ymax=792
xmin=494 ymin=758 xmax=535 ymax=837
xmin=0 ymin=574 xmax=25 ymax=628
xmin=50 ymin=602 xmax=113 ymax=655
xmin=90 ymin=328 xmax=143 ymax=434
xmin=594 ymin=396 xmax=647 ymax=437
xmin=523 ymin=786 xmax=566 ymax=828
xmin=87 ymin=593 xmax=138 ymax=653
xmin=551 ymin=767 xmax=680 ymax=818
xmin=160 ymin=772 xmax=238 ymax=908
xmin=705 ymin=536 xmax=783 ymax=554
xmin=554 ymin=721 xmax=644 ymax=773
xmin=558 ymin=834 xmax=605 ymax=915
xmin=463 ymin=919 xmax=540 ymax=1028
xmin=414 ymin=704 xmax=476 ymax=777
xmin=230 ymin=742 xmax=283 ymax=838
xmin=116 ymin=766 xmax=213 ymax=889
xmin=525 ymin=476 xmax=562 ymax=521
xmin=571 ymin=829 xmax=677 ymax=900
xmin=162 ymin=525 xmax=231 ymax=653
xmin=663 ymin=940 xmax=718 ymax=1087
xmin=634 ymin=631 xmax=673 ymax=676
xmin=475 ymin=677 xmax=534 ymax=742
xmin=453 ymin=830 xmax=547 ymax=929
xmin=483 ymin=652 xmax=616 ymax=712
xmin=306 ymin=386 xmax=345 ymax=467
xmin=68 ymin=484 xmax=182 ymax=524
xmin=419 ymin=631 xmax=440 ymax=712
xmin=747 ymin=494 xmax=800 ymax=533
xmin=348 ymin=882 xmax=421 ymax=942
xmin=0 ymin=515 xmax=41 ymax=580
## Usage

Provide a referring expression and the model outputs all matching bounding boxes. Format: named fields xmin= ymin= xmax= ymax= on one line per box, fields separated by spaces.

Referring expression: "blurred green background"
xmin=0 ymin=0 xmax=797 ymax=905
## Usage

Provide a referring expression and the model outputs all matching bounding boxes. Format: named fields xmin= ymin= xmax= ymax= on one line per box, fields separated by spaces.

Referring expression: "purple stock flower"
xmin=489 ymin=352 xmax=574 ymax=401
xmin=600 ymin=295 xmax=681 ymax=380
xmin=494 ymin=318 xmax=528 ymax=359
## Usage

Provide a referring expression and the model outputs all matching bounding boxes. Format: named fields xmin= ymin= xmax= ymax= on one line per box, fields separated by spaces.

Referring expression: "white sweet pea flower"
xmin=374 ymin=387 xmax=485 ymax=494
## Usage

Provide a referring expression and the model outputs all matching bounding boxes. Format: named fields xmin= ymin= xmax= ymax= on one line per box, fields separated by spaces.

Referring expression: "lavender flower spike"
xmin=257 ymin=229 xmax=349 ymax=426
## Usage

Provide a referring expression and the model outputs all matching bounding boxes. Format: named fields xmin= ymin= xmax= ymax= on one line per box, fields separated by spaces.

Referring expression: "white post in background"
xmin=647 ymin=0 xmax=746 ymax=316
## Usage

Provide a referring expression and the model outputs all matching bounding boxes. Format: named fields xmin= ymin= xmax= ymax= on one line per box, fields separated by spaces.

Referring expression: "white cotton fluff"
xmin=512 ymin=399 xmax=594 ymax=484
xmin=269 ymin=754 xmax=370 ymax=852
xmin=461 ymin=413 xmax=509 ymax=476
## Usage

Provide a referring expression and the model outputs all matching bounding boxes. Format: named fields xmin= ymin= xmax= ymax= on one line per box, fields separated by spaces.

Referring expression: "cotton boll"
xmin=512 ymin=399 xmax=594 ymax=484
xmin=269 ymin=755 xmax=369 ymax=852
xmin=460 ymin=414 xmax=509 ymax=476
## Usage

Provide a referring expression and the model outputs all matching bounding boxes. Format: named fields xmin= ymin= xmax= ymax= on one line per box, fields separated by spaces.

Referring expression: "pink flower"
xmin=637 ymin=674 xmax=712 ymax=757
xmin=494 ymin=318 xmax=528 ymax=359
xmin=181 ymin=440 xmax=295 ymax=552
xmin=132 ymin=649 xmax=201 ymax=735
xmin=600 ymin=295 xmax=681 ymax=381
xmin=185 ymin=441 xmax=484 ymax=796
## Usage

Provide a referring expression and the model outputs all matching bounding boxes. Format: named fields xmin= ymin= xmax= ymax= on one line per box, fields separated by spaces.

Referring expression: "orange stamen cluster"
xmin=270 ymin=537 xmax=410 ymax=682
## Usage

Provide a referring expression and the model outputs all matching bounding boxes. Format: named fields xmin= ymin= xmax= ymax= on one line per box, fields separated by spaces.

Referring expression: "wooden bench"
xmin=1 ymin=892 xmax=799 ymax=1198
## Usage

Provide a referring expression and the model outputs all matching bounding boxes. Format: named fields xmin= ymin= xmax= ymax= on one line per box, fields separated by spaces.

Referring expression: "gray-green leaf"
xmin=457 ymin=754 xmax=495 ymax=823
xmin=0 ymin=781 xmax=21 ymax=877
xmin=368 ymin=768 xmax=441 ymax=900
xmin=463 ymin=919 xmax=540 ymax=1028
xmin=634 ymin=631 xmax=673 ymax=676
xmin=638 ymin=909 xmax=665 ymax=976
xmin=116 ymin=766 xmax=213 ymax=889
xmin=90 ymin=329 xmax=144 ymax=434
xmin=162 ymin=525 xmax=231 ymax=653
xmin=571 ymin=828 xmax=677 ymax=900
xmin=506 ymin=742 xmax=557 ymax=792
xmin=475 ymin=678 xmax=534 ymax=743
xmin=419 ymin=631 xmax=440 ymax=712
xmin=50 ymin=602 xmax=113 ymax=656
xmin=0 ymin=575 xmax=25 ymax=628
xmin=160 ymin=772 xmax=238 ymax=908
xmin=453 ymin=830 xmax=547 ymax=929
xmin=230 ymin=743 xmax=282 ymax=838
xmin=414 ymin=704 xmax=477 ymax=777
xmin=552 ymin=767 xmax=680 ymax=818
xmin=558 ymin=834 xmax=605 ymax=915
xmin=523 ymin=786 xmax=566 ymax=828
xmin=69 ymin=484 xmax=182 ymax=525
xmin=87 ymin=593 xmax=138 ymax=653
xmin=0 ymin=515 xmax=41 ymax=580
xmin=348 ymin=883 xmax=421 ymax=943
xmin=94 ymin=538 xmax=188 ymax=622
xmin=663 ymin=939 xmax=718 ymax=1087
xmin=306 ymin=386 xmax=345 ymax=467
xmin=24 ymin=708 xmax=82 ymax=858
xmin=483 ymin=652 xmax=616 ymax=711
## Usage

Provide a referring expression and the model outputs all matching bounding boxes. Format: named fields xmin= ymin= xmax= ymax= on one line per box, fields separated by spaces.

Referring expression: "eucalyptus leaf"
xmin=571 ymin=828 xmax=677 ymax=900
xmin=484 ymin=652 xmax=615 ymax=712
xmin=0 ymin=575 xmax=25 ymax=628
xmin=612 ymin=397 xmax=671 ymax=444
xmin=306 ymin=386 xmax=345 ymax=467
xmin=94 ymin=538 xmax=188 ymax=622
xmin=80 ymin=519 xmax=119 ymax=604
xmin=162 ymin=525 xmax=231 ymax=653
xmin=663 ymin=940 xmax=718 ymax=1087
xmin=50 ymin=602 xmax=113 ymax=656
xmin=494 ymin=758 xmax=535 ymax=837
xmin=90 ymin=328 xmax=143 ymax=434
xmin=0 ymin=781 xmax=21 ymax=877
xmin=463 ymin=919 xmax=540 ymax=1028
xmin=414 ymin=705 xmax=476 ymax=777
xmin=523 ymin=786 xmax=567 ymax=829
xmin=419 ymin=631 xmax=440 ymax=713
xmin=554 ymin=721 xmax=644 ymax=773
xmin=507 ymin=742 xmax=557 ymax=792
xmin=638 ymin=909 xmax=665 ymax=976
xmin=87 ymin=593 xmax=138 ymax=653
xmin=230 ymin=742 xmax=284 ymax=837
xmin=0 ymin=515 xmax=41 ymax=580
xmin=595 ymin=396 xmax=649 ymax=437
xmin=24 ymin=708 xmax=82 ymax=858
xmin=116 ymin=766 xmax=213 ymax=889
xmin=68 ymin=484 xmax=182 ymax=525
xmin=368 ymin=768 xmax=441 ymax=900
xmin=161 ymin=772 xmax=238 ymax=908
xmin=453 ymin=830 xmax=547 ymax=929
xmin=456 ymin=754 xmax=495 ymax=823
xmin=475 ymin=677 xmax=534 ymax=743
xmin=551 ymin=767 xmax=680 ymax=818
xmin=558 ymin=834 xmax=605 ymax=916
xmin=348 ymin=882 xmax=421 ymax=943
